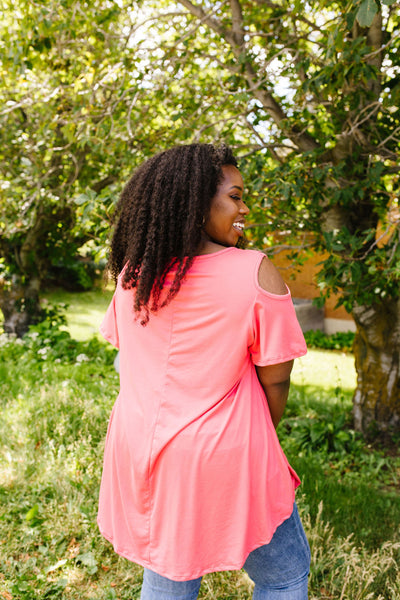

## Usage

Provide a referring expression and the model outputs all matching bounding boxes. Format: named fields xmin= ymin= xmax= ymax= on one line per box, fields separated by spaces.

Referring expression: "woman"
xmin=98 ymin=143 xmax=310 ymax=599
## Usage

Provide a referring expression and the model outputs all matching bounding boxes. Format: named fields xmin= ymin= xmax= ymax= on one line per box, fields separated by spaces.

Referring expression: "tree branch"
xmin=345 ymin=101 xmax=381 ymax=138
xmin=177 ymin=0 xmax=231 ymax=41
xmin=251 ymin=0 xmax=326 ymax=34
xmin=377 ymin=125 xmax=400 ymax=149
xmin=366 ymin=11 xmax=383 ymax=99
xmin=176 ymin=0 xmax=319 ymax=153
xmin=364 ymin=31 xmax=400 ymax=60
xmin=230 ymin=0 xmax=245 ymax=46
xmin=191 ymin=110 xmax=251 ymax=141
xmin=91 ymin=175 xmax=117 ymax=194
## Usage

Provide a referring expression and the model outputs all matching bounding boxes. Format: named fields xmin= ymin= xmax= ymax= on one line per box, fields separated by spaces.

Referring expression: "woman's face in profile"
xmin=204 ymin=165 xmax=249 ymax=248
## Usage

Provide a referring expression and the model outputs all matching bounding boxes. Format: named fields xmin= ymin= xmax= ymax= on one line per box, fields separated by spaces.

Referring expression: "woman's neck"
xmin=196 ymin=238 xmax=231 ymax=255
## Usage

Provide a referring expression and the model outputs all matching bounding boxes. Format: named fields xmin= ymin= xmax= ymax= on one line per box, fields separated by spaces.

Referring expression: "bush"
xmin=304 ymin=329 xmax=355 ymax=352
xmin=47 ymin=257 xmax=106 ymax=291
xmin=282 ymin=411 xmax=363 ymax=455
xmin=0 ymin=302 xmax=115 ymax=366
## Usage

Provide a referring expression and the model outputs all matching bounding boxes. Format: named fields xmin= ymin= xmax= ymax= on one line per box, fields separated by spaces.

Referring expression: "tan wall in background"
xmin=272 ymin=250 xmax=351 ymax=321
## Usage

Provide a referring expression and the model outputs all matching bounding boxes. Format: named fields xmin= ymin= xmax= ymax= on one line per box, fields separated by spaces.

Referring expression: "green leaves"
xmin=356 ymin=0 xmax=378 ymax=28
xmin=1 ymin=0 xmax=400 ymax=342
xmin=75 ymin=551 xmax=98 ymax=575
xmin=0 ymin=0 xmax=150 ymax=327
xmin=355 ymin=0 xmax=396 ymax=27
xmin=25 ymin=503 xmax=40 ymax=522
xmin=304 ymin=329 xmax=355 ymax=352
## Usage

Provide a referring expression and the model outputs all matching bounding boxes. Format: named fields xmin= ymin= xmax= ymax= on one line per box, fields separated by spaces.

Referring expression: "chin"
xmin=236 ymin=235 xmax=248 ymax=249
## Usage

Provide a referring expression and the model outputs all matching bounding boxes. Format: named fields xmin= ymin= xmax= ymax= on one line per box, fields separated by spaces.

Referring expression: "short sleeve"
xmin=249 ymin=290 xmax=307 ymax=366
xmin=100 ymin=292 xmax=120 ymax=349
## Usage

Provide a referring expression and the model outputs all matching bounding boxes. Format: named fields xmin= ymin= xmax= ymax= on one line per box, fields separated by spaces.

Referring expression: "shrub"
xmin=304 ymin=329 xmax=355 ymax=352
xmin=0 ymin=302 xmax=115 ymax=366
xmin=282 ymin=411 xmax=363 ymax=455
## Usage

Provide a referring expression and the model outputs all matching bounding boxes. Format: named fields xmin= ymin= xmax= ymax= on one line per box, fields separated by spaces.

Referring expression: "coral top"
xmin=98 ymin=247 xmax=307 ymax=581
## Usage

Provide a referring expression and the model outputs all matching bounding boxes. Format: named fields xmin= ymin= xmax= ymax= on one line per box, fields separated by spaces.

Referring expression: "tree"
xmin=2 ymin=0 xmax=400 ymax=437
xmin=0 ymin=0 xmax=246 ymax=336
xmin=0 ymin=0 xmax=126 ymax=334
xmin=131 ymin=0 xmax=400 ymax=436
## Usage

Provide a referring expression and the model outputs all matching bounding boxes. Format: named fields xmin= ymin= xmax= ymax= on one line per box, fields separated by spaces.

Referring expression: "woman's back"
xmin=98 ymin=247 xmax=306 ymax=580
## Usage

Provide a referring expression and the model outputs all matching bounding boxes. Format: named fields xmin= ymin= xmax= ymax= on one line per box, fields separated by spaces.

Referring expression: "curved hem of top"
xmin=253 ymin=347 xmax=307 ymax=368
xmin=97 ymin=499 xmax=297 ymax=582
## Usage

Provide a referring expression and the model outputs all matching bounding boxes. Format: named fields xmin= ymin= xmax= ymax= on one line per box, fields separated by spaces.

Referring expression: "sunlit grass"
xmin=43 ymin=286 xmax=114 ymax=340
xmin=292 ymin=348 xmax=356 ymax=392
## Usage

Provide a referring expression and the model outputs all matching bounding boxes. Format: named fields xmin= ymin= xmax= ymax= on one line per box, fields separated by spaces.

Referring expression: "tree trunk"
xmin=352 ymin=299 xmax=400 ymax=436
xmin=0 ymin=275 xmax=41 ymax=337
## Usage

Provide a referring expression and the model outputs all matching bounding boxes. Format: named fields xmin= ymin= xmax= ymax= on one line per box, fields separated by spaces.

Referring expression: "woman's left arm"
xmin=255 ymin=360 xmax=294 ymax=429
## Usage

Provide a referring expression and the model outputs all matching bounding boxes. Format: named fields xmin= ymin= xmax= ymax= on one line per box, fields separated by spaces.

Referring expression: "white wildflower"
xmin=75 ymin=353 xmax=89 ymax=364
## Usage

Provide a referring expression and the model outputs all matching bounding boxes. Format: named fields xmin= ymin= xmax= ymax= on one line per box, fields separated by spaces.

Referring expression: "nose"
xmin=240 ymin=200 xmax=250 ymax=215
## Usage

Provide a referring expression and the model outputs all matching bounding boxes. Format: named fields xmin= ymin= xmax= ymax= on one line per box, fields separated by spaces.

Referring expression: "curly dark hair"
xmin=108 ymin=143 xmax=238 ymax=324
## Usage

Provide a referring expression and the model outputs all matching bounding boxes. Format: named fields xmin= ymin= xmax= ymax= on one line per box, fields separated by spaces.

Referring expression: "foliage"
xmin=129 ymin=0 xmax=400 ymax=312
xmin=0 ymin=324 xmax=399 ymax=598
xmin=304 ymin=329 xmax=355 ymax=352
xmin=129 ymin=0 xmax=400 ymax=433
xmin=0 ymin=0 xmax=255 ymax=333
xmin=282 ymin=380 xmax=400 ymax=550
xmin=0 ymin=0 xmax=166 ymax=331
xmin=1 ymin=0 xmax=400 ymax=423
xmin=117 ymin=0 xmax=400 ymax=306
xmin=0 ymin=302 xmax=116 ymax=365
xmin=282 ymin=410 xmax=361 ymax=454
xmin=47 ymin=255 xmax=107 ymax=292
xmin=0 ymin=0 xmax=125 ymax=331
xmin=0 ymin=0 xmax=128 ymax=264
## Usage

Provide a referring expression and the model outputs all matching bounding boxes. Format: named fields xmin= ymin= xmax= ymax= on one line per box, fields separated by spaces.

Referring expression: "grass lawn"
xmin=43 ymin=286 xmax=114 ymax=341
xmin=0 ymin=287 xmax=399 ymax=599
xmin=291 ymin=349 xmax=356 ymax=391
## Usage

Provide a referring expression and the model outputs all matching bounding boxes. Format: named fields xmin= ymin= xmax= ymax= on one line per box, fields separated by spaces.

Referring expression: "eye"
xmin=231 ymin=195 xmax=241 ymax=201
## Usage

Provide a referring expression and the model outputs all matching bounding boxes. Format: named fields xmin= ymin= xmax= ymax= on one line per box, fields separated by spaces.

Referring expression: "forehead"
xmin=220 ymin=164 xmax=243 ymax=190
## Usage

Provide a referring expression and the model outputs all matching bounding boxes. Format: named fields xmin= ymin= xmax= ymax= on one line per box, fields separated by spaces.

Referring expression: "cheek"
xmin=206 ymin=204 xmax=223 ymax=229
xmin=209 ymin=200 xmax=233 ymax=223
xmin=207 ymin=214 xmax=228 ymax=234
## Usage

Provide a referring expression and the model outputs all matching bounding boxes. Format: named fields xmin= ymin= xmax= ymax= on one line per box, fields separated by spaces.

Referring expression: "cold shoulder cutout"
xmin=257 ymin=256 xmax=288 ymax=296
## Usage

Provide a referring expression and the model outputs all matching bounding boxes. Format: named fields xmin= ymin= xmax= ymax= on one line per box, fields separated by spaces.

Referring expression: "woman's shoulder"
xmin=193 ymin=247 xmax=289 ymax=297
xmin=219 ymin=246 xmax=263 ymax=263
xmin=226 ymin=248 xmax=288 ymax=296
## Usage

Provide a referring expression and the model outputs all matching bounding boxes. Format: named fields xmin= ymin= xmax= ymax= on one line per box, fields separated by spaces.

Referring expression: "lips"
xmin=233 ymin=221 xmax=245 ymax=234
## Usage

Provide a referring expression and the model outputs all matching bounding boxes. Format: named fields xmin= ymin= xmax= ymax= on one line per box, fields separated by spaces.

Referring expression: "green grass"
xmin=0 ymin=288 xmax=399 ymax=599
xmin=43 ymin=286 xmax=114 ymax=340
xmin=291 ymin=348 xmax=356 ymax=391
xmin=287 ymin=351 xmax=399 ymax=553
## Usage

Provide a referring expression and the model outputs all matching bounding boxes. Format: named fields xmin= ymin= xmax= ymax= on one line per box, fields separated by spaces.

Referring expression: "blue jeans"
xmin=140 ymin=503 xmax=310 ymax=599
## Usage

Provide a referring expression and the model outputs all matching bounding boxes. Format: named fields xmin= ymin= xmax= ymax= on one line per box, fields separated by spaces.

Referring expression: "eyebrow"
xmin=229 ymin=185 xmax=243 ymax=192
